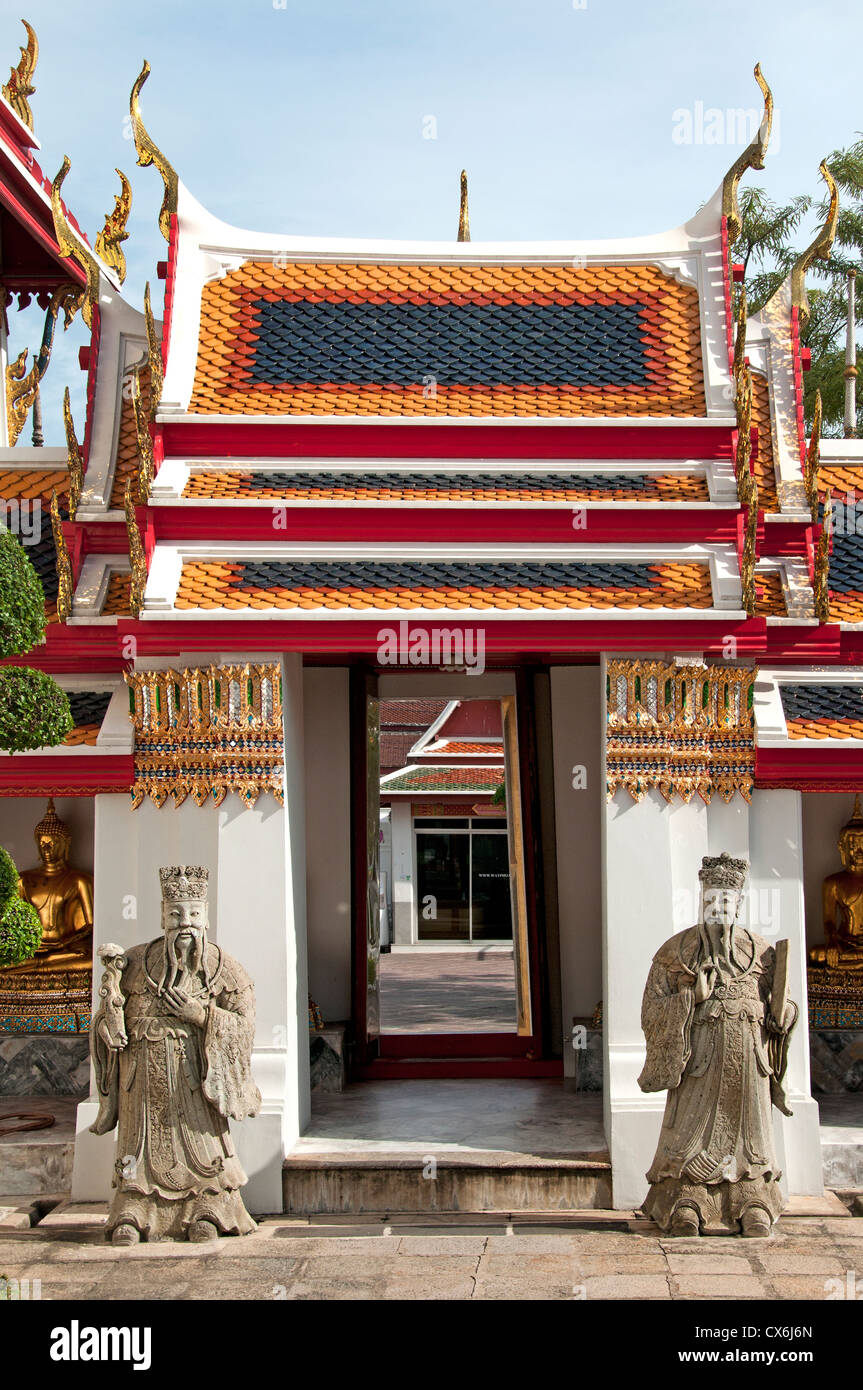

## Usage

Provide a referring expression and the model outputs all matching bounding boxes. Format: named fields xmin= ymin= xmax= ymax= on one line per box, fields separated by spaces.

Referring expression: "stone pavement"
xmin=1 ymin=1201 xmax=861 ymax=1301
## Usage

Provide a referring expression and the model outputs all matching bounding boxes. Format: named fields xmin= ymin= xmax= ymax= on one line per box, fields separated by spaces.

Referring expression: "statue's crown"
xmin=159 ymin=865 xmax=209 ymax=901
xmin=698 ymin=852 xmax=748 ymax=892
xmin=34 ymin=797 xmax=70 ymax=841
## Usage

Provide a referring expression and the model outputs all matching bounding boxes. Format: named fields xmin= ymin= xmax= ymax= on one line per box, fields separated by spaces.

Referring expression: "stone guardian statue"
xmin=90 ymin=865 xmax=261 ymax=1244
xmin=638 ymin=852 xmax=797 ymax=1237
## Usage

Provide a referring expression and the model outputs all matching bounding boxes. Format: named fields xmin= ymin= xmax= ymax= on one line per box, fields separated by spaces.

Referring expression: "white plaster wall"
xmin=603 ymin=784 xmax=822 ymax=1208
xmin=549 ymin=667 xmax=603 ymax=1073
xmin=391 ymin=801 xmax=415 ymax=946
xmin=801 ymin=791 xmax=859 ymax=953
xmin=0 ymin=796 xmax=95 ymax=876
xmin=303 ymin=667 xmax=351 ymax=1021
xmin=72 ymin=652 xmax=311 ymax=1216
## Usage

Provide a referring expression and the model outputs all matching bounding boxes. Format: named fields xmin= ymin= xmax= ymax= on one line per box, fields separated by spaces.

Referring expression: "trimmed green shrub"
xmin=0 ymin=846 xmax=18 ymax=903
xmin=0 ymin=527 xmax=46 ymax=659
xmin=0 ymin=894 xmax=42 ymax=967
xmin=0 ymin=667 xmax=73 ymax=752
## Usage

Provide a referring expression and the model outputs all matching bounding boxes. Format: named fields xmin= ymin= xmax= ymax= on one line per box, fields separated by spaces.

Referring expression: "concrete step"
xmin=0 ymin=1097 xmax=76 ymax=1195
xmin=282 ymin=1151 xmax=612 ymax=1214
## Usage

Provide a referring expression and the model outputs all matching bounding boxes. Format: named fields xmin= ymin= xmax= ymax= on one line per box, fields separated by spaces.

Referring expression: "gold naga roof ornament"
xmin=131 ymin=371 xmax=154 ymax=503
xmin=2 ymin=19 xmax=38 ymax=129
xmin=813 ymin=488 xmax=832 ymax=623
xmin=50 ymin=156 xmax=101 ymax=328
xmin=124 ymin=478 xmax=147 ymax=617
xmin=94 ymin=169 xmax=132 ymax=285
xmin=4 ymin=283 xmax=81 ymax=445
xmin=721 ymin=63 xmax=773 ymax=244
xmin=732 ymin=285 xmax=748 ymax=390
xmin=129 ymin=61 xmax=179 ymax=244
xmin=791 ymin=160 xmax=839 ymax=329
xmin=143 ymin=282 xmax=164 ymax=418
xmin=49 ymin=490 xmax=72 ymax=622
xmin=457 ymin=169 xmax=470 ymax=243
xmin=804 ymin=388 xmax=823 ymax=525
xmin=63 ymin=386 xmax=84 ymax=521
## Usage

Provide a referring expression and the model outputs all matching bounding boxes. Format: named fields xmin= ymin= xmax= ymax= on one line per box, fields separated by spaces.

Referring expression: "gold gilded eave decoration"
xmin=734 ymin=360 xmax=753 ymax=502
xmin=4 ymin=283 xmax=81 ymax=445
xmin=457 ymin=170 xmax=470 ymax=242
xmin=49 ymin=490 xmax=72 ymax=622
xmin=804 ymin=388 xmax=822 ymax=524
xmin=2 ymin=19 xmax=38 ymax=129
xmin=125 ymin=663 xmax=285 ymax=809
xmin=606 ymin=659 xmax=756 ymax=804
xmin=721 ymin=64 xmax=773 ymax=244
xmin=130 ymin=61 xmax=179 ymax=244
xmin=131 ymin=370 xmax=155 ymax=501
xmin=93 ymin=169 xmax=132 ymax=285
xmin=63 ymin=386 xmax=83 ymax=519
xmin=124 ymin=478 xmax=147 ymax=617
xmin=739 ymin=469 xmax=759 ymax=617
xmin=791 ymin=161 xmax=839 ymax=328
xmin=51 ymin=157 xmax=99 ymax=328
xmin=143 ymin=282 xmax=163 ymax=418
xmin=813 ymin=491 xmax=832 ymax=623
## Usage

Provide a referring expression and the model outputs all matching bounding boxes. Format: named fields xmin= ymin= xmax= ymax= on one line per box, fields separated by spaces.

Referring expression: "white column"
xmin=304 ymin=668 xmax=351 ymax=1018
xmin=391 ymin=801 xmax=415 ymax=945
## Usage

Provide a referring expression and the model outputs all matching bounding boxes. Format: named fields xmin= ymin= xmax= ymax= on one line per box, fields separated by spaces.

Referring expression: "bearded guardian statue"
xmin=90 ymin=865 xmax=261 ymax=1244
xmin=638 ymin=852 xmax=797 ymax=1238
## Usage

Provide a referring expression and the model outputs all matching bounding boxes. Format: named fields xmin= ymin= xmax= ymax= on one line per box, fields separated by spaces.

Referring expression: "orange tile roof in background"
xmin=181 ymin=470 xmax=711 ymax=503
xmin=189 ymin=261 xmax=707 ymax=418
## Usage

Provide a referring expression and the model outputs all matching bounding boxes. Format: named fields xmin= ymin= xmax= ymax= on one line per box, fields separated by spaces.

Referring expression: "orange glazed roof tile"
xmin=110 ymin=364 xmax=151 ymax=510
xmin=181 ymin=469 xmax=710 ymax=504
xmin=754 ymin=570 xmax=786 ymax=618
xmin=174 ymin=557 xmax=714 ymax=612
xmin=750 ymin=371 xmax=779 ymax=513
xmin=101 ymin=571 xmax=132 ymax=616
xmin=188 ymin=261 xmax=706 ymax=419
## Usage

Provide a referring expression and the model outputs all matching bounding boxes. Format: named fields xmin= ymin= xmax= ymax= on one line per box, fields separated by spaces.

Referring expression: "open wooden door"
xmin=501 ymin=693 xmax=533 ymax=1036
xmin=350 ymin=667 xmax=380 ymax=1062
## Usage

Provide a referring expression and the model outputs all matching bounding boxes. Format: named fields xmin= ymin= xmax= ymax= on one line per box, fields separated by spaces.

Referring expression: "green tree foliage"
xmin=0 ymin=525 xmax=72 ymax=752
xmin=733 ymin=140 xmax=863 ymax=435
xmin=0 ymin=845 xmax=41 ymax=967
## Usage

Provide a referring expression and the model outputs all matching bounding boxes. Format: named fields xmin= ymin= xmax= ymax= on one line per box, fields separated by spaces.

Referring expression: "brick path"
xmin=2 ymin=1206 xmax=860 ymax=1300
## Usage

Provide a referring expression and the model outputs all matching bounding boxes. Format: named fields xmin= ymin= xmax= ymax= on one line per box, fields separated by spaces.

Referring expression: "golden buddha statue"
xmin=1 ymin=799 xmax=94 ymax=977
xmin=809 ymin=796 xmax=863 ymax=972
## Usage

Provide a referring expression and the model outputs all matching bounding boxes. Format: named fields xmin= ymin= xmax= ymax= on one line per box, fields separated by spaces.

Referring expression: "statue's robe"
xmin=91 ymin=940 xmax=261 ymax=1241
xmin=638 ymin=925 xmax=790 ymax=1234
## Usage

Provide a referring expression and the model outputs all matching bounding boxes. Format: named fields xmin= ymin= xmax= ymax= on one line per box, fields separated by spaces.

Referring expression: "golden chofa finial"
xmin=2 ymin=19 xmax=38 ymax=130
xmin=791 ymin=160 xmax=839 ymax=329
xmin=721 ymin=64 xmax=773 ymax=244
xmin=94 ymin=169 xmax=132 ymax=285
xmin=458 ymin=170 xmax=470 ymax=243
xmin=50 ymin=156 xmax=99 ymax=328
xmin=130 ymin=61 xmax=178 ymax=244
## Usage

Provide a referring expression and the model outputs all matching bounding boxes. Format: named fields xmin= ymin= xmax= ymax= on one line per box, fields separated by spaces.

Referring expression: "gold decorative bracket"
xmin=2 ymin=19 xmax=38 ymax=129
xmin=63 ymin=387 xmax=83 ymax=520
xmin=130 ymin=61 xmax=178 ymax=244
xmin=94 ymin=169 xmax=132 ymax=285
xmin=49 ymin=490 xmax=72 ymax=622
xmin=791 ymin=161 xmax=839 ymax=328
xmin=740 ymin=470 xmax=759 ymax=617
xmin=4 ymin=283 xmax=80 ymax=445
xmin=457 ymin=170 xmax=470 ymax=242
xmin=734 ymin=360 xmax=753 ymax=502
xmin=721 ymin=64 xmax=773 ymax=244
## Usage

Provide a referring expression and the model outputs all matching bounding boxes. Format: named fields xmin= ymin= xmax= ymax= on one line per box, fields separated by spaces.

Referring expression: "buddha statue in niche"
xmin=809 ymin=796 xmax=863 ymax=972
xmin=1 ymin=799 xmax=93 ymax=976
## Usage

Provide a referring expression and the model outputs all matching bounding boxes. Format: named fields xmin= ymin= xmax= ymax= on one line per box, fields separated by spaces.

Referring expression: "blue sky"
xmin=7 ymin=0 xmax=861 ymax=445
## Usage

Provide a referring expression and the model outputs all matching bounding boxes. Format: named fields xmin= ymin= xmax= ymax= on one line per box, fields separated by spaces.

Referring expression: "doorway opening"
xmin=350 ymin=671 xmax=558 ymax=1076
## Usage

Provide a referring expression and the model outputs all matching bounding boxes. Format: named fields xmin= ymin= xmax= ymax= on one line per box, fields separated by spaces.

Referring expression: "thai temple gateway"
xmin=1 ymin=24 xmax=861 ymax=1216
